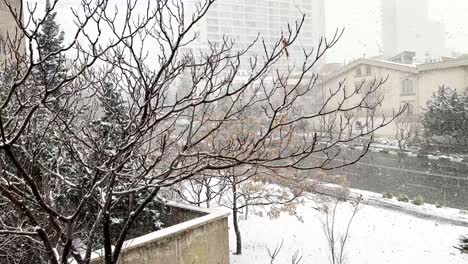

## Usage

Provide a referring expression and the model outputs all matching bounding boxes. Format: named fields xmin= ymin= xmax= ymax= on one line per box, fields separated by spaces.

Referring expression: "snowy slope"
xmin=229 ymin=199 xmax=468 ymax=264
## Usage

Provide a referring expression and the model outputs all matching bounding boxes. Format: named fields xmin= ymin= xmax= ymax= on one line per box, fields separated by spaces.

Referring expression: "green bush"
xmin=412 ymin=195 xmax=424 ymax=205
xmin=417 ymin=154 xmax=428 ymax=159
xmin=397 ymin=152 xmax=407 ymax=157
xmin=383 ymin=192 xmax=394 ymax=199
xmin=439 ymin=157 xmax=450 ymax=162
xmin=397 ymin=193 xmax=409 ymax=202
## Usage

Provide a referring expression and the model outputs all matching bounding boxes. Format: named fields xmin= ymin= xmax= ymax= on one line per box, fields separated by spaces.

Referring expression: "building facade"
xmin=188 ymin=0 xmax=326 ymax=74
xmin=318 ymin=57 xmax=468 ymax=138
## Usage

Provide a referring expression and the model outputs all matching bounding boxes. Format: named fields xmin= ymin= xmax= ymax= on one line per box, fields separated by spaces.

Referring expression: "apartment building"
xmin=187 ymin=0 xmax=326 ymax=74
xmin=317 ymin=53 xmax=468 ymax=138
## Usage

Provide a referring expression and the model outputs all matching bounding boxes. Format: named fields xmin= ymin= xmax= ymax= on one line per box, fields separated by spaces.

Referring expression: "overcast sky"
xmin=325 ymin=0 xmax=468 ymax=63
xmin=53 ymin=0 xmax=468 ymax=64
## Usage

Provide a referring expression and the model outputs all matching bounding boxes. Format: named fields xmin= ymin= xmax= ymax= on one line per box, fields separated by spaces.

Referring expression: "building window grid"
xmin=365 ymin=65 xmax=371 ymax=75
xmin=203 ymin=0 xmax=320 ymax=68
xmin=356 ymin=67 xmax=362 ymax=77
xmin=402 ymin=79 xmax=414 ymax=95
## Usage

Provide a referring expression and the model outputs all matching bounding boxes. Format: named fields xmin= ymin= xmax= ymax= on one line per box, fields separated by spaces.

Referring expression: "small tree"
xmin=174 ymin=173 xmax=226 ymax=208
xmin=395 ymin=115 xmax=419 ymax=151
xmin=322 ymin=197 xmax=361 ymax=264
xmin=33 ymin=0 xmax=68 ymax=88
xmin=219 ymin=166 xmax=302 ymax=255
xmin=454 ymin=236 xmax=468 ymax=254
xmin=422 ymin=86 xmax=468 ymax=151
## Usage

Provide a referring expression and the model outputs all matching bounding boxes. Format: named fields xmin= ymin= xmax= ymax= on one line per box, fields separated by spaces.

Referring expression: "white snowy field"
xmin=229 ymin=199 xmax=468 ymax=264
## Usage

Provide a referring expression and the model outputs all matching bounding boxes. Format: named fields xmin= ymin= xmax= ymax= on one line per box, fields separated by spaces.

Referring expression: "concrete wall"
xmin=90 ymin=203 xmax=230 ymax=264
xmin=418 ymin=66 xmax=468 ymax=106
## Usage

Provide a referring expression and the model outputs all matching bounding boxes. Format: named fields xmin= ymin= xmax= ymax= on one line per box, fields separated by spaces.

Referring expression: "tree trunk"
xmin=103 ymin=212 xmax=113 ymax=264
xmin=129 ymin=192 xmax=134 ymax=213
xmin=232 ymin=206 xmax=242 ymax=255
xmin=205 ymin=185 xmax=211 ymax=208
xmin=245 ymin=204 xmax=248 ymax=220
xmin=196 ymin=191 xmax=201 ymax=206
xmin=232 ymin=181 xmax=242 ymax=255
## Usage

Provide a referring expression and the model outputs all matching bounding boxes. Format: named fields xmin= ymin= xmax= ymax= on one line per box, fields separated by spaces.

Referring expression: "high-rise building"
xmin=188 ymin=0 xmax=326 ymax=74
xmin=381 ymin=0 xmax=447 ymax=62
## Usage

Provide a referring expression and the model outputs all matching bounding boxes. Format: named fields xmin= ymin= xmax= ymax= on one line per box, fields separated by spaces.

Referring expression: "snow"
xmin=369 ymin=147 xmax=383 ymax=152
xmin=230 ymin=194 xmax=468 ymax=264
xmin=369 ymin=137 xmax=467 ymax=163
xmin=341 ymin=187 xmax=468 ymax=225
xmin=450 ymin=156 xmax=464 ymax=163
xmin=110 ymin=217 xmax=124 ymax=224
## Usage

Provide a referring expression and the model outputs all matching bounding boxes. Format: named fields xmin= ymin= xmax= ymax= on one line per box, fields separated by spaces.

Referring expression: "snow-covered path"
xmin=229 ymin=200 xmax=468 ymax=264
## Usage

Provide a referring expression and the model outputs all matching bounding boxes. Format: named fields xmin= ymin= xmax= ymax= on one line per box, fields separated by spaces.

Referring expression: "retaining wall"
xmin=90 ymin=202 xmax=230 ymax=264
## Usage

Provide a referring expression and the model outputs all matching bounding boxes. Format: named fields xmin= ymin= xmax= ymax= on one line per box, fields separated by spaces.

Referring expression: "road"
xmin=309 ymin=149 xmax=468 ymax=209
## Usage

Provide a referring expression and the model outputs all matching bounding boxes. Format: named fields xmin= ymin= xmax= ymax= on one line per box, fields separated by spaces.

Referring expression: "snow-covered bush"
xmin=412 ymin=195 xmax=424 ymax=205
xmin=383 ymin=192 xmax=394 ymax=199
xmin=397 ymin=193 xmax=409 ymax=202
xmin=455 ymin=236 xmax=468 ymax=254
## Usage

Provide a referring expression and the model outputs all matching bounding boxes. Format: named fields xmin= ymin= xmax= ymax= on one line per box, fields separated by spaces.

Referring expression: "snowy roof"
xmin=321 ymin=58 xmax=418 ymax=83
xmin=321 ymin=57 xmax=468 ymax=83
xmin=417 ymin=58 xmax=468 ymax=72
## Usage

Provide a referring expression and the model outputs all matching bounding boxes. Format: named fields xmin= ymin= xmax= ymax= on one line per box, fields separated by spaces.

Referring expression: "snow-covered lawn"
xmin=229 ymin=198 xmax=468 ymax=264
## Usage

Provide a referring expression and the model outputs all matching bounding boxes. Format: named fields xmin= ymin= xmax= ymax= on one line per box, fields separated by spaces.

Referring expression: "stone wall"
xmin=90 ymin=203 xmax=230 ymax=264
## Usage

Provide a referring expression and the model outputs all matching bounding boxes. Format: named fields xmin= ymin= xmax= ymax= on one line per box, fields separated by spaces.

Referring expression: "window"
xmin=402 ymin=79 xmax=414 ymax=95
xmin=356 ymin=66 xmax=362 ymax=77
xmin=365 ymin=65 xmax=371 ymax=75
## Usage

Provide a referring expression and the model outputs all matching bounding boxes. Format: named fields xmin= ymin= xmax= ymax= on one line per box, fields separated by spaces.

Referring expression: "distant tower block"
xmin=381 ymin=0 xmax=446 ymax=61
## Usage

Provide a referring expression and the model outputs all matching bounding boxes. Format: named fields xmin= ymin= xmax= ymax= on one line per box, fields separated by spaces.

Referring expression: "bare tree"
xmin=0 ymin=0 xmax=403 ymax=263
xmin=266 ymin=240 xmax=303 ymax=264
xmin=174 ymin=172 xmax=225 ymax=208
xmin=221 ymin=166 xmax=302 ymax=255
xmin=395 ymin=114 xmax=419 ymax=151
xmin=322 ymin=198 xmax=361 ymax=264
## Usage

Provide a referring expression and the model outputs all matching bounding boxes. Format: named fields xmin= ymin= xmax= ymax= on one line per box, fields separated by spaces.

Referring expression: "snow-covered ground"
xmin=229 ymin=197 xmax=468 ymax=264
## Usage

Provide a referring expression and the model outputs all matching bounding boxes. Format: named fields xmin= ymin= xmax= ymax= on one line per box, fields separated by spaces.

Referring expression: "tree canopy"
xmin=422 ymin=86 xmax=468 ymax=150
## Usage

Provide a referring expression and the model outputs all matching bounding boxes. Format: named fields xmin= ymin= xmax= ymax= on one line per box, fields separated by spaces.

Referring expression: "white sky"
xmin=50 ymin=0 xmax=468 ymax=63
xmin=325 ymin=0 xmax=468 ymax=63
